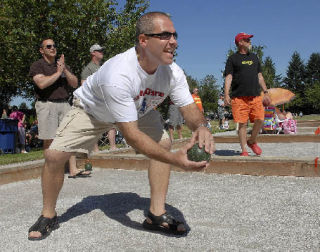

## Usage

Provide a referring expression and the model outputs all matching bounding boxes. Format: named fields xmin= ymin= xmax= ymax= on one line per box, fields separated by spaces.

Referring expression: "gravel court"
xmin=1 ymin=168 xmax=320 ymax=251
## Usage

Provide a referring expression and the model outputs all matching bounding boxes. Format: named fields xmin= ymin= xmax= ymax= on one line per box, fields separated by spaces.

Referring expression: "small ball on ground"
xmin=85 ymin=163 xmax=93 ymax=171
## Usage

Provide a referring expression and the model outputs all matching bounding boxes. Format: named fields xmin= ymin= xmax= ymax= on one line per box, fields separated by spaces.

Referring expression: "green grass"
xmin=0 ymin=150 xmax=44 ymax=166
xmin=170 ymin=120 xmax=237 ymax=139
xmin=295 ymin=114 xmax=320 ymax=121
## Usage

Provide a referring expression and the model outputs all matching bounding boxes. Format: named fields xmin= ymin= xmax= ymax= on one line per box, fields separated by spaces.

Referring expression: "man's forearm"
xmin=258 ymin=73 xmax=268 ymax=92
xmin=64 ymin=69 xmax=78 ymax=88
xmin=180 ymin=103 xmax=207 ymax=131
xmin=224 ymin=74 xmax=232 ymax=96
xmin=33 ymin=72 xmax=62 ymax=90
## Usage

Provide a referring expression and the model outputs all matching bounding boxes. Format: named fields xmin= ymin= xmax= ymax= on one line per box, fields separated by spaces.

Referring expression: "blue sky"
xmin=11 ymin=0 xmax=320 ymax=107
xmin=146 ymin=0 xmax=320 ymax=83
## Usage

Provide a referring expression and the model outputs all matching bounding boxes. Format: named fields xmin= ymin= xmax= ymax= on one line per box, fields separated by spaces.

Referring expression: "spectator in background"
xmin=167 ymin=99 xmax=184 ymax=141
xmin=217 ymin=94 xmax=225 ymax=129
xmin=191 ymin=88 xmax=204 ymax=113
xmin=26 ymin=120 xmax=42 ymax=150
xmin=299 ymin=111 xmax=303 ymax=118
xmin=224 ymin=32 xmax=271 ymax=156
xmin=1 ymin=108 xmax=8 ymax=119
xmin=9 ymin=106 xmax=27 ymax=153
xmin=29 ymin=38 xmax=89 ymax=177
xmin=81 ymin=44 xmax=117 ymax=151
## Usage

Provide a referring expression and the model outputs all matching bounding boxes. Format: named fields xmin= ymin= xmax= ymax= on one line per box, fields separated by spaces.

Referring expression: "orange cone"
xmin=315 ymin=126 xmax=320 ymax=135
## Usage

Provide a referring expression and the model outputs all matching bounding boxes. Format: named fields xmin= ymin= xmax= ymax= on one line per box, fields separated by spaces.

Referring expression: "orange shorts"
xmin=231 ymin=96 xmax=264 ymax=123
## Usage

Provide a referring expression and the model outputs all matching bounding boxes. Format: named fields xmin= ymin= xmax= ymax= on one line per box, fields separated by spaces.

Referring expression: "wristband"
xmin=263 ymin=90 xmax=268 ymax=94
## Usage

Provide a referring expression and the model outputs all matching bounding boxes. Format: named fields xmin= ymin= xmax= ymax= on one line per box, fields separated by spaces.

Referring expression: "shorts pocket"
xmin=55 ymin=109 xmax=80 ymax=137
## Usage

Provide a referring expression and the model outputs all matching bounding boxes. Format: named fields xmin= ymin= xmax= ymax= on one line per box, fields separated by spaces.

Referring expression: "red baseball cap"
xmin=235 ymin=33 xmax=253 ymax=45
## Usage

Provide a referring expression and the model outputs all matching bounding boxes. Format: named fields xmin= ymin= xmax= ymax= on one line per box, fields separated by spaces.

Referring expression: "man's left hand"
xmin=262 ymin=93 xmax=272 ymax=107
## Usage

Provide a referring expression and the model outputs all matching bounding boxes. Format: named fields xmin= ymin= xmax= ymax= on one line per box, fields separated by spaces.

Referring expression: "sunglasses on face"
xmin=44 ymin=44 xmax=56 ymax=49
xmin=144 ymin=31 xmax=178 ymax=40
xmin=242 ymin=38 xmax=251 ymax=43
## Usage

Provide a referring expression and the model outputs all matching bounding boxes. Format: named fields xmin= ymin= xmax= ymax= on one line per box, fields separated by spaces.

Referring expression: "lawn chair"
xmin=262 ymin=106 xmax=277 ymax=134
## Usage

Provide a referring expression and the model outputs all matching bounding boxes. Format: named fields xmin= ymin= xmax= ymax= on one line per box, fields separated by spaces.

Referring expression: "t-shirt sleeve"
xmin=29 ymin=61 xmax=42 ymax=77
xmin=81 ymin=66 xmax=91 ymax=80
xmin=224 ymin=56 xmax=233 ymax=76
xmin=169 ymin=66 xmax=194 ymax=107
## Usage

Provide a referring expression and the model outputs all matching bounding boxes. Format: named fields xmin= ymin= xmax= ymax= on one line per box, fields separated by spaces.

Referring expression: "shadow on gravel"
xmin=58 ymin=192 xmax=189 ymax=237
xmin=214 ymin=149 xmax=240 ymax=156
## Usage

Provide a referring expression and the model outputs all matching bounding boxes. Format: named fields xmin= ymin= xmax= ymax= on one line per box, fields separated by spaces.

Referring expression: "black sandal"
xmin=142 ymin=211 xmax=186 ymax=235
xmin=28 ymin=215 xmax=59 ymax=241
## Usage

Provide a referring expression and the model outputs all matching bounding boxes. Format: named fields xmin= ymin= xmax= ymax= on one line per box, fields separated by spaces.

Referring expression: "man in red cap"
xmin=224 ymin=33 xmax=271 ymax=156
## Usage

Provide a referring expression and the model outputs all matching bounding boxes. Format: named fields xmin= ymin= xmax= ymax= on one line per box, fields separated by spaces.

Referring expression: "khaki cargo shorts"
xmin=35 ymin=100 xmax=71 ymax=140
xmin=49 ymin=100 xmax=169 ymax=155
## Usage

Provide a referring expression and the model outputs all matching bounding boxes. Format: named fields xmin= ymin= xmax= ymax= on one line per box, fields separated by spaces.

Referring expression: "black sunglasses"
xmin=44 ymin=44 xmax=56 ymax=49
xmin=144 ymin=31 xmax=178 ymax=40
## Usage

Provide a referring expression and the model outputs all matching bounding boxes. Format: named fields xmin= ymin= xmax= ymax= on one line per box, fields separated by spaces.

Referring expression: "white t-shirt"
xmin=74 ymin=47 xmax=194 ymax=123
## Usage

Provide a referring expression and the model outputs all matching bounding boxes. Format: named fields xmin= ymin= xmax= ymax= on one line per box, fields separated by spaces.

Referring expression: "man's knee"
xmin=238 ymin=122 xmax=247 ymax=129
xmin=45 ymin=149 xmax=71 ymax=166
xmin=43 ymin=139 xmax=53 ymax=150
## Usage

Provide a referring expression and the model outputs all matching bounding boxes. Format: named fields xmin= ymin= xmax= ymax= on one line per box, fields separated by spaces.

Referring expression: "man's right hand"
xmin=224 ymin=94 xmax=231 ymax=106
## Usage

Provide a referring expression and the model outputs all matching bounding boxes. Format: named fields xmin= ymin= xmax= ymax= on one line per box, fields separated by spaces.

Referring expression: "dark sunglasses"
xmin=44 ymin=44 xmax=56 ymax=49
xmin=144 ymin=31 xmax=178 ymax=40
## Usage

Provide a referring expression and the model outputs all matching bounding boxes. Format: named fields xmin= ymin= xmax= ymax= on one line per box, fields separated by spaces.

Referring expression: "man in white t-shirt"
xmin=28 ymin=12 xmax=215 ymax=240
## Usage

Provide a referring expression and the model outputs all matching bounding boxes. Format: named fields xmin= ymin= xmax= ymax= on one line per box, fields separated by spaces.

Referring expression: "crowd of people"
xmin=1 ymin=107 xmax=41 ymax=153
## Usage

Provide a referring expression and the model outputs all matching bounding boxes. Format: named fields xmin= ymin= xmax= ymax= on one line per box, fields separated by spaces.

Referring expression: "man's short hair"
xmin=135 ymin=11 xmax=171 ymax=44
xmin=39 ymin=38 xmax=53 ymax=48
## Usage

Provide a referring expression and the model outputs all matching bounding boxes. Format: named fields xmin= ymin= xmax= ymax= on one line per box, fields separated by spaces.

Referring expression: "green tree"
xmin=186 ymin=73 xmax=199 ymax=92
xmin=304 ymin=53 xmax=320 ymax=113
xmin=198 ymin=74 xmax=219 ymax=114
xmin=305 ymin=82 xmax=320 ymax=113
xmin=283 ymin=51 xmax=306 ymax=112
xmin=283 ymin=51 xmax=305 ymax=92
xmin=262 ymin=56 xmax=282 ymax=88
xmin=0 ymin=0 xmax=149 ymax=107
xmin=305 ymin=52 xmax=320 ymax=87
